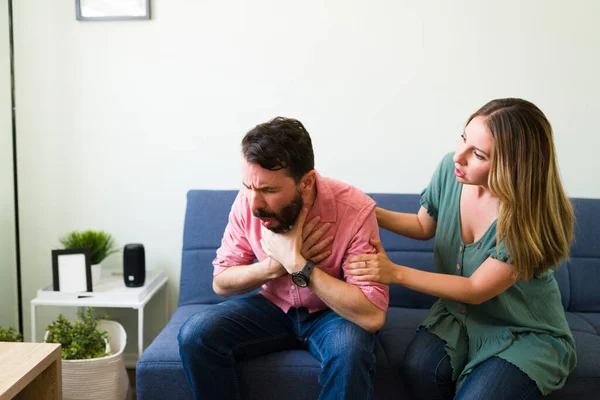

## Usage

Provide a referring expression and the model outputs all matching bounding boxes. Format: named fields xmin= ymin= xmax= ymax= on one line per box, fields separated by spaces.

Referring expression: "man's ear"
xmin=300 ymin=170 xmax=316 ymax=193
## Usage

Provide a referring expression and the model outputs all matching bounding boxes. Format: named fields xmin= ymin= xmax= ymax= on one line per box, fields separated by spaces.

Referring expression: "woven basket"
xmin=46 ymin=320 xmax=129 ymax=400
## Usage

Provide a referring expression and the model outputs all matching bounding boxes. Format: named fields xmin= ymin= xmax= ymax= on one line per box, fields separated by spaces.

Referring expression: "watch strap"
xmin=302 ymin=259 xmax=316 ymax=278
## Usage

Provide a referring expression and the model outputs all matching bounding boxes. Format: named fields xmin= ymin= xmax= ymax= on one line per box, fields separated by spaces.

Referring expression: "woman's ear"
xmin=301 ymin=171 xmax=316 ymax=193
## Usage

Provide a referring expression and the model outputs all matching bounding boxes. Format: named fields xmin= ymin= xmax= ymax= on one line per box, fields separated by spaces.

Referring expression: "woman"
xmin=347 ymin=98 xmax=576 ymax=399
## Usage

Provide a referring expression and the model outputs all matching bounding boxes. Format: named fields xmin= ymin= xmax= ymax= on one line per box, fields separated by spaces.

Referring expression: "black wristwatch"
xmin=291 ymin=260 xmax=316 ymax=288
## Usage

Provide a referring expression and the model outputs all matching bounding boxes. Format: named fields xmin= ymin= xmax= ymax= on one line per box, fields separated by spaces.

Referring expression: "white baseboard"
xmin=124 ymin=352 xmax=138 ymax=369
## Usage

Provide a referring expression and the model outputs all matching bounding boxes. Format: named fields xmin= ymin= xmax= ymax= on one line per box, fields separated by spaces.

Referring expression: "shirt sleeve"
xmin=212 ymin=191 xmax=256 ymax=276
xmin=420 ymin=152 xmax=455 ymax=222
xmin=342 ymin=204 xmax=390 ymax=311
xmin=487 ymin=240 xmax=512 ymax=263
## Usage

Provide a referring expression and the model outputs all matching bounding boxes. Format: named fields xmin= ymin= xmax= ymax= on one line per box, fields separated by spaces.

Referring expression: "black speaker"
xmin=123 ymin=244 xmax=145 ymax=287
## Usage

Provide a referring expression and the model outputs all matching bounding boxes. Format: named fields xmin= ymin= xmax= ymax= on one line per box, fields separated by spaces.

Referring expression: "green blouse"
xmin=419 ymin=152 xmax=576 ymax=395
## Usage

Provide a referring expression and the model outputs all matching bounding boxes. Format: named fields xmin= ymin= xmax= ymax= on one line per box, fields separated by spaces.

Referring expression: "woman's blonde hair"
xmin=467 ymin=98 xmax=574 ymax=279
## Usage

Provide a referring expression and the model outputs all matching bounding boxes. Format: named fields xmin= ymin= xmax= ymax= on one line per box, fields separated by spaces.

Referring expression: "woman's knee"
xmin=404 ymin=329 xmax=452 ymax=382
xmin=455 ymin=357 xmax=540 ymax=400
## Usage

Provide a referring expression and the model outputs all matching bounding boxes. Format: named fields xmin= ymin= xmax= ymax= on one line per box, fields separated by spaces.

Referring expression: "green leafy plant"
xmin=59 ymin=230 xmax=119 ymax=265
xmin=0 ymin=326 xmax=23 ymax=342
xmin=45 ymin=307 xmax=111 ymax=360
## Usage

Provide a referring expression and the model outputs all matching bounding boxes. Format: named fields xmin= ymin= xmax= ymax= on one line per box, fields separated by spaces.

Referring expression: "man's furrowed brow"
xmin=242 ymin=182 xmax=278 ymax=191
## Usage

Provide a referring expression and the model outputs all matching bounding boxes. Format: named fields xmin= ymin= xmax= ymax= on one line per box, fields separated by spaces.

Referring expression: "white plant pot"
xmin=91 ymin=263 xmax=102 ymax=286
xmin=45 ymin=320 xmax=129 ymax=400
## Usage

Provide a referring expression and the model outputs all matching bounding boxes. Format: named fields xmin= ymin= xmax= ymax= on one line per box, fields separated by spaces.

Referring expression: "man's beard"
xmin=253 ymin=189 xmax=303 ymax=233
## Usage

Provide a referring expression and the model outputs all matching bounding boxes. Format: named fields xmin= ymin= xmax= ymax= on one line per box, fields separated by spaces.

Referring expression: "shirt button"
xmin=290 ymin=285 xmax=296 ymax=290
xmin=459 ymin=307 xmax=466 ymax=314
xmin=456 ymin=263 xmax=461 ymax=270
xmin=458 ymin=321 xmax=463 ymax=327
xmin=459 ymin=245 xmax=463 ymax=252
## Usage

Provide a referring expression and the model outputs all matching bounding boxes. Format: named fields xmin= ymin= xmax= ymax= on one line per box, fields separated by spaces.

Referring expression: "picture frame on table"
xmin=76 ymin=0 xmax=151 ymax=21
xmin=52 ymin=248 xmax=93 ymax=293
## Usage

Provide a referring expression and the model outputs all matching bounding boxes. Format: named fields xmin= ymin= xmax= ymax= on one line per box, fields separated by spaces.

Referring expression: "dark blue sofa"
xmin=137 ymin=191 xmax=600 ymax=399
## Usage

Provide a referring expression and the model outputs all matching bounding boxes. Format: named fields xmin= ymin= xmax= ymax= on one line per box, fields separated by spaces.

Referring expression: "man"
xmin=178 ymin=117 xmax=389 ymax=399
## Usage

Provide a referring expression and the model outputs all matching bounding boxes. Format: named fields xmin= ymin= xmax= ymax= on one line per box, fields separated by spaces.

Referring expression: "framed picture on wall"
xmin=76 ymin=0 xmax=151 ymax=21
xmin=52 ymin=249 xmax=93 ymax=293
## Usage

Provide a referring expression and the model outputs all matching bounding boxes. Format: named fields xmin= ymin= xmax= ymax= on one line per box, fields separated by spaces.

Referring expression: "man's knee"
xmin=178 ymin=307 xmax=222 ymax=354
xmin=325 ymin=322 xmax=377 ymax=364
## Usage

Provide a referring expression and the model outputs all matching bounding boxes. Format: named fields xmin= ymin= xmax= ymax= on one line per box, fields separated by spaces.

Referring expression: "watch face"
xmin=292 ymin=274 xmax=308 ymax=288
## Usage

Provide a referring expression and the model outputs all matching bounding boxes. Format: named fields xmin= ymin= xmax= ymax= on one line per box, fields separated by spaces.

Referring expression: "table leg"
xmin=138 ymin=307 xmax=144 ymax=359
xmin=31 ymin=303 xmax=36 ymax=342
xmin=14 ymin=353 xmax=62 ymax=399
xmin=165 ymin=284 xmax=169 ymax=323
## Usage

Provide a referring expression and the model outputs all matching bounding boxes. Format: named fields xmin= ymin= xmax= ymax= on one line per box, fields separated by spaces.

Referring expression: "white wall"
xmin=13 ymin=0 xmax=600 ymax=355
xmin=0 ymin=1 xmax=18 ymax=330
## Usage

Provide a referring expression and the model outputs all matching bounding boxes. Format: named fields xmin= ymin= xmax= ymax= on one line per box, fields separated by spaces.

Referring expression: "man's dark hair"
xmin=241 ymin=117 xmax=315 ymax=182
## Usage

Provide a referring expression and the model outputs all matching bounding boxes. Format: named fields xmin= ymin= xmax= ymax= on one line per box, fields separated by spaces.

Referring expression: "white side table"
xmin=31 ymin=270 xmax=168 ymax=363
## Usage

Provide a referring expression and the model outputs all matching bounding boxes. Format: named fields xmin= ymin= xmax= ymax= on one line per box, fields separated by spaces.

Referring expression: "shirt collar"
xmin=313 ymin=171 xmax=337 ymax=223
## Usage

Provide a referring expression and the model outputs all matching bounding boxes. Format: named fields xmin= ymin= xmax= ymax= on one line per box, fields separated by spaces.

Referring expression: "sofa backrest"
xmin=178 ymin=190 xmax=600 ymax=312
xmin=368 ymin=194 xmax=437 ymax=308
xmin=562 ymin=198 xmax=600 ymax=312
xmin=178 ymin=190 xmax=249 ymax=306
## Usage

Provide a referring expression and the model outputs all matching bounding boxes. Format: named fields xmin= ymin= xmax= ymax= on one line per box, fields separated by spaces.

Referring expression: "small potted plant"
xmin=45 ymin=307 xmax=129 ymax=400
xmin=0 ymin=326 xmax=23 ymax=342
xmin=59 ymin=230 xmax=119 ymax=285
xmin=45 ymin=308 xmax=111 ymax=360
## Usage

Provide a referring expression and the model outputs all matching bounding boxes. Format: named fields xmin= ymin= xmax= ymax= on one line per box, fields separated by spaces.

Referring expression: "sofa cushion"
xmin=179 ymin=248 xmax=260 ymax=306
xmin=368 ymin=194 xmax=435 ymax=253
xmin=556 ymin=330 xmax=600 ymax=399
xmin=554 ymin=263 xmax=570 ymax=310
xmin=570 ymin=199 xmax=600 ymax=258
xmin=567 ymin=258 xmax=600 ymax=312
xmin=139 ymin=303 xmax=415 ymax=369
xmin=573 ymin=313 xmax=600 ymax=335
xmin=137 ymin=304 xmax=419 ymax=399
xmin=182 ymin=190 xmax=238 ymax=249
xmin=179 ymin=249 xmax=221 ymax=306
xmin=138 ymin=305 xmax=600 ymax=399
xmin=179 ymin=191 xmax=238 ymax=306
xmin=386 ymin=251 xmax=437 ymax=308
xmin=563 ymin=198 xmax=600 ymax=313
xmin=177 ymin=192 xmax=595 ymax=313
xmin=377 ymin=308 xmax=428 ymax=367
xmin=566 ymin=312 xmax=597 ymax=335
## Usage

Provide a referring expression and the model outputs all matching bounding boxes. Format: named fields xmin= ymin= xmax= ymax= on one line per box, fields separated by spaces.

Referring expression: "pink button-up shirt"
xmin=213 ymin=172 xmax=389 ymax=313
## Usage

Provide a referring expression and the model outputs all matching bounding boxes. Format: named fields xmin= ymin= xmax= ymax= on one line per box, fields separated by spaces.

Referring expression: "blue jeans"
xmin=403 ymin=328 xmax=541 ymax=400
xmin=178 ymin=294 xmax=377 ymax=400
